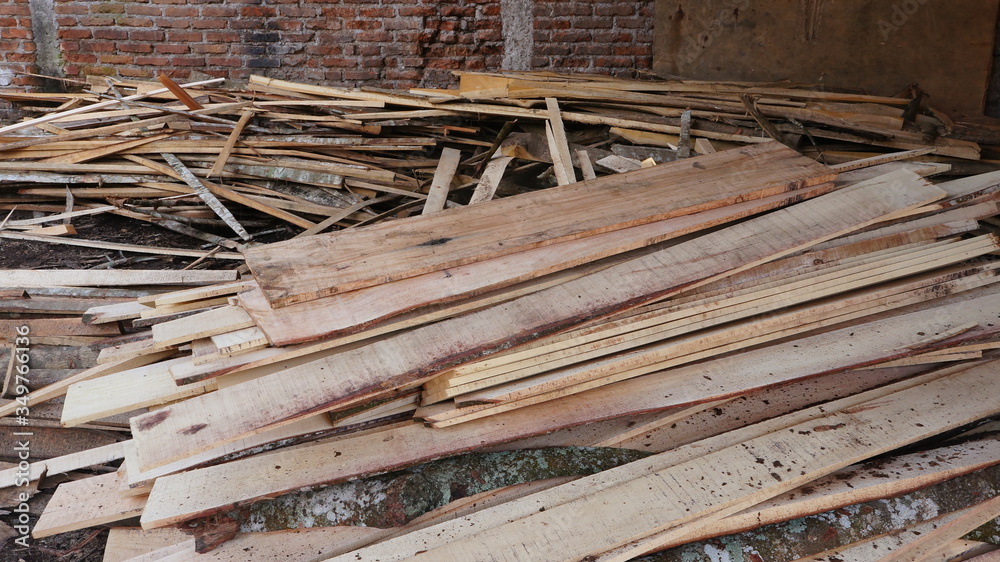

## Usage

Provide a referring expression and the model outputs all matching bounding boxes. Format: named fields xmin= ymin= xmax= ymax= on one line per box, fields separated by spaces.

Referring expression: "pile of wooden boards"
xmin=0 ymin=133 xmax=997 ymax=559
xmin=0 ymin=70 xmax=993 ymax=268
xmin=2 ymin=71 xmax=1000 ymax=560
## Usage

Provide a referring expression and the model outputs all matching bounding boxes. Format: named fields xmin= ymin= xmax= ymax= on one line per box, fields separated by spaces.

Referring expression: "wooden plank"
xmin=0 ymin=318 xmax=119 ymax=337
xmin=32 ymin=471 xmax=147 ymax=538
xmin=209 ymin=326 xmax=269 ymax=356
xmin=243 ymin=183 xmax=837 ymax=346
xmin=545 ymin=98 xmax=577 ymax=184
xmin=874 ymin=496 xmax=1000 ymax=561
xmin=129 ymin=172 xmax=943 ymax=472
xmin=41 ymin=133 xmax=173 ymax=165
xmin=0 ymin=441 xmax=124 ymax=486
xmin=61 ymin=357 xmax=217 ymax=427
xmin=622 ymin=436 xmax=1000 ymax=554
xmin=576 ymin=149 xmax=597 ymax=180
xmin=103 ymin=528 xmax=192 ymax=562
xmin=157 ymin=74 xmax=204 ymax=110
xmin=139 ymin=528 xmax=384 ymax=562
xmin=161 ymin=153 xmax=250 ymax=241
xmin=96 ymin=337 xmax=162 ymax=364
xmin=468 ymin=156 xmax=513 ymax=205
xmin=208 ymin=110 xmax=254 ymax=177
xmin=422 ymin=147 xmax=461 ymax=215
xmin=0 ymin=352 xmax=173 ymax=419
xmin=0 ymin=231 xmax=245 ymax=260
xmin=0 ymin=269 xmax=237 ymax=288
xmin=142 ymin=281 xmax=251 ymax=308
xmin=245 ymin=142 xmax=837 ymax=306
xmin=151 ymin=306 xmax=256 ymax=350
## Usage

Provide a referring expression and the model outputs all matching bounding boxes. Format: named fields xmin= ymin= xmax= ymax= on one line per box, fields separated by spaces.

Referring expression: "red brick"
xmin=118 ymin=42 xmax=154 ymax=53
xmin=54 ymin=4 xmax=87 ymax=15
xmin=203 ymin=31 xmax=239 ymax=42
xmin=56 ymin=17 xmax=79 ymax=26
xmin=134 ymin=55 xmax=170 ymax=65
xmin=191 ymin=18 xmax=227 ymax=29
xmin=164 ymin=6 xmax=198 ymax=17
xmin=89 ymin=3 xmax=125 ymax=15
xmin=81 ymin=40 xmax=116 ymax=52
xmin=170 ymin=56 xmax=205 ymax=66
xmin=78 ymin=16 xmax=115 ymax=25
xmin=99 ymin=54 xmax=134 ymax=65
xmin=206 ymin=56 xmax=241 ymax=66
xmin=240 ymin=5 xmax=277 ymax=17
xmin=2 ymin=27 xmax=29 ymax=39
xmin=120 ymin=67 xmax=155 ymax=77
xmin=201 ymin=5 xmax=237 ymax=17
xmin=155 ymin=44 xmax=189 ymax=54
xmin=191 ymin=43 xmax=228 ymax=53
xmin=58 ymin=29 xmax=92 ymax=40
xmin=94 ymin=29 xmax=129 ymax=40
xmin=130 ymin=29 xmax=166 ymax=41
xmin=117 ymin=17 xmax=154 ymax=27
xmin=154 ymin=17 xmax=189 ymax=28
xmin=168 ymin=30 xmax=205 ymax=41
xmin=126 ymin=4 xmax=162 ymax=16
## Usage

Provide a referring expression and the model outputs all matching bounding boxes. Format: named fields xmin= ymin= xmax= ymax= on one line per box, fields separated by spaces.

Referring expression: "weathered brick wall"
xmin=533 ymin=1 xmax=653 ymax=77
xmin=0 ymin=0 xmax=654 ymax=91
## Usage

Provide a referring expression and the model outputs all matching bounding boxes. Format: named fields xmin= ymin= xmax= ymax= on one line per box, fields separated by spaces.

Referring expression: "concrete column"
xmin=501 ymin=0 xmax=533 ymax=71
xmin=27 ymin=0 xmax=64 ymax=89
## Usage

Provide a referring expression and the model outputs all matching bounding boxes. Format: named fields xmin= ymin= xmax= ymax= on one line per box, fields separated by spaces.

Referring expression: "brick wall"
xmin=0 ymin=0 xmax=654 ymax=92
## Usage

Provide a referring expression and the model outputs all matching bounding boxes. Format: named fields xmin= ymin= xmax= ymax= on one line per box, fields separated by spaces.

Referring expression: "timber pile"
xmin=0 ymin=71 xmax=993 ymax=267
xmin=1 ymin=73 xmax=1000 ymax=560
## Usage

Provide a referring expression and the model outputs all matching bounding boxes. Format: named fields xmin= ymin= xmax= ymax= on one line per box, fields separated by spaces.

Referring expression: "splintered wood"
xmin=2 ymin=71 xmax=1000 ymax=561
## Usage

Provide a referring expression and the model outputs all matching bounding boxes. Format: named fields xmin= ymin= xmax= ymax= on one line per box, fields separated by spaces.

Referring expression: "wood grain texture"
xmin=0 ymin=269 xmax=236 ymax=288
xmin=340 ymin=361 xmax=1000 ymax=562
xmin=32 ymin=471 xmax=147 ymax=538
xmin=134 ymin=291 xmax=994 ymax=529
xmin=245 ymin=142 xmax=835 ymax=306
xmin=129 ymin=170 xmax=943 ymax=474
xmin=242 ymin=183 xmax=836 ymax=346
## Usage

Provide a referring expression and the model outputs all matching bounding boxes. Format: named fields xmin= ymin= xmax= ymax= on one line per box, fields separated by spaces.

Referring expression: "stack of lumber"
xmin=0 ymin=71 xmax=994 ymax=269
xmin=4 ymin=136 xmax=999 ymax=560
xmin=3 ymin=71 xmax=1000 ymax=559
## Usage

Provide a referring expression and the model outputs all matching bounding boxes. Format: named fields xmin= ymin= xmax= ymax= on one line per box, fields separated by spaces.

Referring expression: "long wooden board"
xmin=129 ymin=171 xmax=944 ymax=473
xmin=242 ymin=182 xmax=837 ymax=345
xmin=0 ymin=269 xmax=237 ymax=288
xmin=327 ymin=361 xmax=1000 ymax=561
xmin=245 ymin=142 xmax=835 ymax=306
xmin=61 ymin=357 xmax=217 ymax=427
xmin=33 ymin=471 xmax=147 ymax=538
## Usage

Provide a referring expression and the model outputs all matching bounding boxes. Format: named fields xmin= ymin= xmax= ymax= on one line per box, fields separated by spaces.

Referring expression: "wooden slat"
xmin=626 ymin=436 xmax=1000 ymax=554
xmin=0 ymin=269 xmax=237 ymax=288
xmin=422 ymin=147 xmax=461 ymax=215
xmin=150 ymin=305 xmax=256 ymax=350
xmin=0 ymin=441 xmax=124 ymax=486
xmin=103 ymin=528 xmax=192 ymax=562
xmin=61 ymin=357 xmax=217 ymax=427
xmin=129 ymin=171 xmax=945 ymax=473
xmin=245 ymin=142 xmax=836 ymax=307
xmin=32 ymin=471 xmax=147 ymax=538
